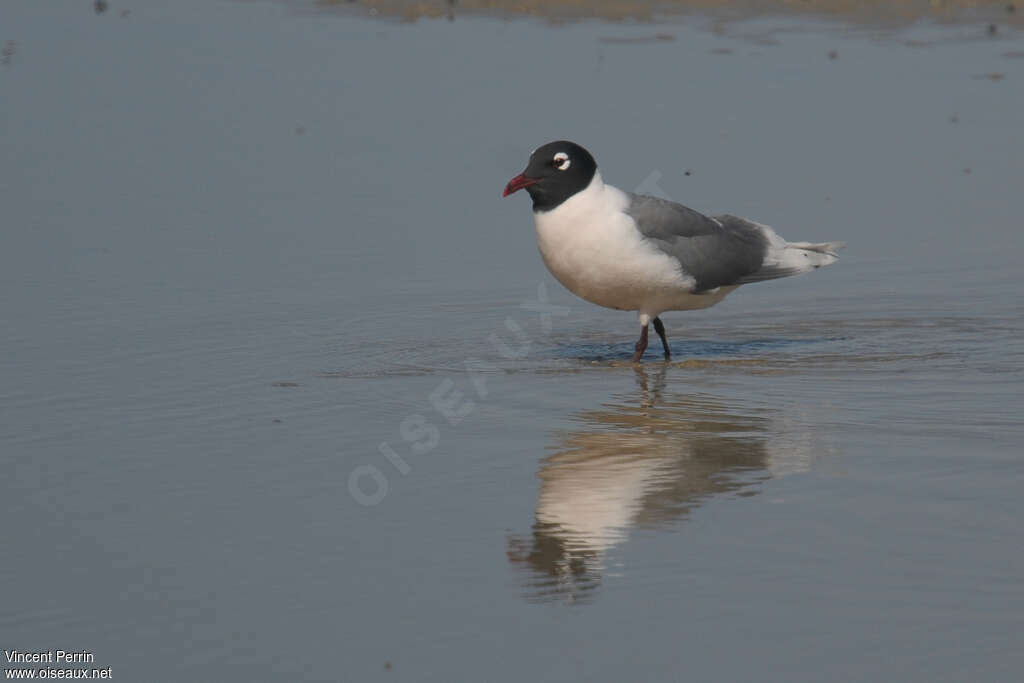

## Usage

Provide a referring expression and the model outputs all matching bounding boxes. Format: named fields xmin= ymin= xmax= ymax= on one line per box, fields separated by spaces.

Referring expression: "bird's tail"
xmin=787 ymin=241 xmax=846 ymax=259
xmin=737 ymin=239 xmax=845 ymax=284
xmin=786 ymin=241 xmax=845 ymax=270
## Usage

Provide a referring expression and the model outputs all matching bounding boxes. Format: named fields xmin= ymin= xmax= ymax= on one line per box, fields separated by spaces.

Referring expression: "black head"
xmin=503 ymin=140 xmax=598 ymax=212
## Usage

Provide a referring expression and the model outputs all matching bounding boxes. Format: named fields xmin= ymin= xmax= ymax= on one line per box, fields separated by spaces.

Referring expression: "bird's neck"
xmin=530 ymin=171 xmax=605 ymax=214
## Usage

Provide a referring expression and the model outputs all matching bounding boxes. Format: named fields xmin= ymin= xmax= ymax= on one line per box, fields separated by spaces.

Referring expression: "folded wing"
xmin=625 ymin=194 xmax=769 ymax=292
xmin=626 ymin=194 xmax=843 ymax=292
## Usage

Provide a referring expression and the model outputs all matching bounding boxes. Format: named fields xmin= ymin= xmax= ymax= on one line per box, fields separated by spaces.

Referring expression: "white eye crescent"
xmin=553 ymin=152 xmax=571 ymax=171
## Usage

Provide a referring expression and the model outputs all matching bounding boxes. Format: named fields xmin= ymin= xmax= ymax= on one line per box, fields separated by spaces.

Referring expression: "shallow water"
xmin=2 ymin=1 xmax=1023 ymax=680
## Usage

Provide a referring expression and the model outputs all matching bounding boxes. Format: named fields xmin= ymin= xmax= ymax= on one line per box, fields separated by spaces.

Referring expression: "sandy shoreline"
xmin=318 ymin=0 xmax=1023 ymax=27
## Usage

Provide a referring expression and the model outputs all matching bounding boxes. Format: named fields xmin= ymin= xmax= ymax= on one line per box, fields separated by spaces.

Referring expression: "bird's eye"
xmin=553 ymin=152 xmax=571 ymax=171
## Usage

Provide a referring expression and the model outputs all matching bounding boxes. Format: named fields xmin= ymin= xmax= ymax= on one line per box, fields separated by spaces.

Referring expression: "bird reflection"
xmin=507 ymin=364 xmax=816 ymax=604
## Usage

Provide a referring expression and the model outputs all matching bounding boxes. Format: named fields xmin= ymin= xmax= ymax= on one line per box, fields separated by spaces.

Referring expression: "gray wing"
xmin=625 ymin=193 xmax=769 ymax=292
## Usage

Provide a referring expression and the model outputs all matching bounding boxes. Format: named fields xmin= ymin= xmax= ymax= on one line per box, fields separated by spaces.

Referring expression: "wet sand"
xmin=322 ymin=0 xmax=1024 ymax=29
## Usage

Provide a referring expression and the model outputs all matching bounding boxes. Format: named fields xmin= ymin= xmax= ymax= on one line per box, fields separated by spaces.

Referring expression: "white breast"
xmin=533 ymin=173 xmax=726 ymax=320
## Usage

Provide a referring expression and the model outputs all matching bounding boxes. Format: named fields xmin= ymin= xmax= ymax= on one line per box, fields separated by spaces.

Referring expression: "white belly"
xmin=533 ymin=174 xmax=736 ymax=317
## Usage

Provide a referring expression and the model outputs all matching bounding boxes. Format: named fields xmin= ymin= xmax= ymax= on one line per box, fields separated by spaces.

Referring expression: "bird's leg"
xmin=652 ymin=317 xmax=671 ymax=359
xmin=632 ymin=324 xmax=649 ymax=362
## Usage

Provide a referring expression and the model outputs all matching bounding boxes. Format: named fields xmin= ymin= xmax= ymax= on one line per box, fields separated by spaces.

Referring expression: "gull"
xmin=504 ymin=140 xmax=844 ymax=361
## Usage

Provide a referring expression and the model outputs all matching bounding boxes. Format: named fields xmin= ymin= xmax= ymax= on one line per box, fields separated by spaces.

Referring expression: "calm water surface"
xmin=2 ymin=1 xmax=1023 ymax=680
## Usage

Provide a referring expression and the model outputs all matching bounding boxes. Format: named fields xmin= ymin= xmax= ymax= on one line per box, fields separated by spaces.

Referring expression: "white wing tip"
xmin=788 ymin=241 xmax=846 ymax=258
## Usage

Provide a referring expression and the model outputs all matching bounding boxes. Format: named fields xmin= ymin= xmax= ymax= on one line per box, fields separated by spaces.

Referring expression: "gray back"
xmin=625 ymin=193 xmax=769 ymax=291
